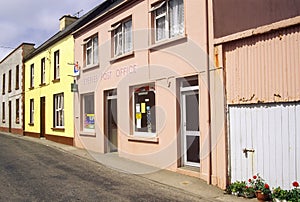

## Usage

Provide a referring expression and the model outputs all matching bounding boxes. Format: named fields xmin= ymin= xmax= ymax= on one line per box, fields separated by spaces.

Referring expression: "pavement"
xmin=4 ymin=133 xmax=256 ymax=202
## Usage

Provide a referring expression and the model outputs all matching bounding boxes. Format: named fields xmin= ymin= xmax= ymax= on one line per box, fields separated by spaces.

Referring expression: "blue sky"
xmin=0 ymin=0 xmax=104 ymax=60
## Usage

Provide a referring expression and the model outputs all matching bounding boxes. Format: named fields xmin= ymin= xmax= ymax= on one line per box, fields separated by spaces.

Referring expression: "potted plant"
xmin=272 ymin=187 xmax=288 ymax=202
xmin=226 ymin=181 xmax=247 ymax=196
xmin=286 ymin=181 xmax=300 ymax=202
xmin=243 ymin=186 xmax=256 ymax=198
xmin=249 ymin=174 xmax=271 ymax=201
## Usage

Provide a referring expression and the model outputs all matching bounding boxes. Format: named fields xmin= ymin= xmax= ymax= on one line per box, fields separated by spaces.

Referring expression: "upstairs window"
xmin=2 ymin=74 xmax=5 ymax=95
xmin=151 ymin=0 xmax=184 ymax=43
xmin=30 ymin=64 xmax=34 ymax=88
xmin=84 ymin=35 xmax=98 ymax=67
xmin=54 ymin=50 xmax=60 ymax=80
xmin=41 ymin=58 xmax=46 ymax=85
xmin=8 ymin=70 xmax=12 ymax=93
xmin=15 ymin=65 xmax=19 ymax=90
xmin=111 ymin=18 xmax=132 ymax=57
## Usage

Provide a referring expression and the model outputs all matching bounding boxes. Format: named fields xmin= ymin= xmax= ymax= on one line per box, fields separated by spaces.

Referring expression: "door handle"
xmin=243 ymin=148 xmax=255 ymax=158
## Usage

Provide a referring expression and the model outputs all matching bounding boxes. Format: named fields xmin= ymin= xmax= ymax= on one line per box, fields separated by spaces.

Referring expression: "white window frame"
xmin=85 ymin=35 xmax=98 ymax=67
xmin=112 ymin=18 xmax=132 ymax=57
xmin=82 ymin=93 xmax=95 ymax=133
xmin=54 ymin=93 xmax=64 ymax=128
xmin=41 ymin=58 xmax=46 ymax=84
xmin=152 ymin=0 xmax=184 ymax=43
xmin=30 ymin=99 xmax=34 ymax=124
xmin=132 ymin=84 xmax=156 ymax=138
xmin=54 ymin=50 xmax=60 ymax=80
xmin=30 ymin=64 xmax=34 ymax=88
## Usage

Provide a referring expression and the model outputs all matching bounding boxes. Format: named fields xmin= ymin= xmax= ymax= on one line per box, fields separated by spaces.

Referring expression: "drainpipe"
xmin=205 ymin=0 xmax=213 ymax=185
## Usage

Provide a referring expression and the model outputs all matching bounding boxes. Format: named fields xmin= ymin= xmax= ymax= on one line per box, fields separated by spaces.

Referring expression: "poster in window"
xmin=84 ymin=114 xmax=95 ymax=129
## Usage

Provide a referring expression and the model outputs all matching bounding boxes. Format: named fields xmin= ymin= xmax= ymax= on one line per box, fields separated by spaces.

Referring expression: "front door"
xmin=181 ymin=88 xmax=200 ymax=167
xmin=40 ymin=97 xmax=46 ymax=137
xmin=105 ymin=90 xmax=118 ymax=153
xmin=8 ymin=101 xmax=11 ymax=132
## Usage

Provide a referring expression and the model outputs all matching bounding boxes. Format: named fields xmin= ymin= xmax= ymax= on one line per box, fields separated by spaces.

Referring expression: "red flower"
xmin=248 ymin=179 xmax=252 ymax=183
xmin=293 ymin=181 xmax=299 ymax=187
xmin=264 ymin=184 xmax=270 ymax=189
xmin=253 ymin=175 xmax=257 ymax=179
xmin=245 ymin=186 xmax=249 ymax=189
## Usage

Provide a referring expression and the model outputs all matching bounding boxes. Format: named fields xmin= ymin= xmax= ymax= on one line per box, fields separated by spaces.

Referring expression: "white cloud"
xmin=0 ymin=0 xmax=104 ymax=60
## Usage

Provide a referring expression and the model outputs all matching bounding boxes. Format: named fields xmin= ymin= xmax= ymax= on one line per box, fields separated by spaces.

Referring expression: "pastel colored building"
xmin=23 ymin=16 xmax=79 ymax=145
xmin=0 ymin=43 xmax=35 ymax=135
xmin=73 ymin=0 xmax=227 ymax=188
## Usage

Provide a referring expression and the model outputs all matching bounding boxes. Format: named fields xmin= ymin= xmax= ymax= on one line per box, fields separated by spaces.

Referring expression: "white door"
xmin=229 ymin=103 xmax=300 ymax=190
xmin=181 ymin=88 xmax=200 ymax=167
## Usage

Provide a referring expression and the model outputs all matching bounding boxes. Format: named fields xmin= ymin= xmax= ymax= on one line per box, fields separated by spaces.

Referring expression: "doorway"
xmin=40 ymin=97 xmax=46 ymax=137
xmin=105 ymin=90 xmax=118 ymax=153
xmin=180 ymin=77 xmax=200 ymax=167
xmin=8 ymin=101 xmax=11 ymax=132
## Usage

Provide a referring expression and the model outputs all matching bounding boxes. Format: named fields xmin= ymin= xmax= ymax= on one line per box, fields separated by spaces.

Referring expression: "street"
xmin=0 ymin=134 xmax=206 ymax=202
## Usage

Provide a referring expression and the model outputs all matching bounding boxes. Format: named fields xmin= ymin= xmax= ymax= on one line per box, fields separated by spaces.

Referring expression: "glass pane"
xmin=93 ymin=36 xmax=98 ymax=64
xmin=124 ymin=20 xmax=132 ymax=53
xmin=84 ymin=95 xmax=95 ymax=130
xmin=185 ymin=93 xmax=199 ymax=131
xmin=186 ymin=135 xmax=200 ymax=163
xmin=156 ymin=16 xmax=166 ymax=41
xmin=169 ymin=0 xmax=184 ymax=37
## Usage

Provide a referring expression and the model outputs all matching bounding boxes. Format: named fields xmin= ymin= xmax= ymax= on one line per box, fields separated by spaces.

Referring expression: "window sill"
xmin=39 ymin=83 xmax=47 ymax=87
xmin=2 ymin=92 xmax=5 ymax=95
xmin=28 ymin=123 xmax=34 ymax=126
xmin=15 ymin=121 xmax=20 ymax=124
xmin=150 ymin=35 xmax=187 ymax=50
xmin=15 ymin=87 xmax=19 ymax=90
xmin=51 ymin=127 xmax=65 ymax=132
xmin=28 ymin=87 xmax=34 ymax=90
xmin=128 ymin=136 xmax=159 ymax=144
xmin=80 ymin=131 xmax=96 ymax=137
xmin=82 ymin=63 xmax=99 ymax=72
xmin=52 ymin=79 xmax=60 ymax=83
xmin=2 ymin=120 xmax=5 ymax=123
xmin=8 ymin=90 xmax=12 ymax=93
xmin=110 ymin=51 xmax=134 ymax=63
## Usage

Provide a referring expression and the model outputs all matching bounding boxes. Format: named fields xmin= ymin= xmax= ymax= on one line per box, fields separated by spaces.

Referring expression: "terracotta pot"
xmin=256 ymin=190 xmax=270 ymax=201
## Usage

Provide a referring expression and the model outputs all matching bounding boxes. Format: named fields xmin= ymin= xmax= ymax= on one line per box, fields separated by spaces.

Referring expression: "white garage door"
xmin=229 ymin=103 xmax=300 ymax=190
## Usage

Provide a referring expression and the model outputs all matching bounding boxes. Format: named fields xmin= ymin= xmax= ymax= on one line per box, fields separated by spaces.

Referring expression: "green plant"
xmin=272 ymin=187 xmax=288 ymax=200
xmin=228 ymin=181 xmax=247 ymax=195
xmin=243 ymin=186 xmax=256 ymax=198
xmin=248 ymin=174 xmax=271 ymax=195
xmin=286 ymin=181 xmax=300 ymax=202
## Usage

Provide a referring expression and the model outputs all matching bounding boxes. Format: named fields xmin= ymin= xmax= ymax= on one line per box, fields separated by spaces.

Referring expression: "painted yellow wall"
xmin=24 ymin=35 xmax=75 ymax=138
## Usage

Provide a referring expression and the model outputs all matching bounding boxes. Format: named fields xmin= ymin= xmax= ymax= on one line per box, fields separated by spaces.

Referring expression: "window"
xmin=30 ymin=64 xmax=34 ymax=88
xmin=84 ymin=35 xmax=98 ymax=66
xmin=16 ymin=99 xmax=20 ymax=124
xmin=41 ymin=58 xmax=46 ymax=84
xmin=133 ymin=84 xmax=156 ymax=137
xmin=8 ymin=70 xmax=12 ymax=92
xmin=82 ymin=94 xmax=95 ymax=132
xmin=29 ymin=99 xmax=34 ymax=124
xmin=54 ymin=93 xmax=64 ymax=128
xmin=112 ymin=19 xmax=132 ymax=57
xmin=54 ymin=51 xmax=60 ymax=80
xmin=15 ymin=65 xmax=19 ymax=90
xmin=151 ymin=0 xmax=184 ymax=43
xmin=2 ymin=74 xmax=5 ymax=94
xmin=2 ymin=102 xmax=5 ymax=123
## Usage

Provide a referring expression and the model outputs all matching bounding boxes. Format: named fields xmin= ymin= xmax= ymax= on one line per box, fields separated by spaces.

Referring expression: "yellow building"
xmin=24 ymin=16 xmax=78 ymax=145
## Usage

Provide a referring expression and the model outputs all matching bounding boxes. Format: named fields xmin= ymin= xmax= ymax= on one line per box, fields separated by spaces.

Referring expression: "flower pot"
xmin=256 ymin=191 xmax=270 ymax=201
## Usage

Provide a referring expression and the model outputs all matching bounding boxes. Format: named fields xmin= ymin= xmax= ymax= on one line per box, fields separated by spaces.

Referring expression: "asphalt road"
xmin=0 ymin=134 xmax=205 ymax=202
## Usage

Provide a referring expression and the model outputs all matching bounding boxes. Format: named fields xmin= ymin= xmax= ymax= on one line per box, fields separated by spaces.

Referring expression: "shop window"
xmin=16 ymin=99 xmax=20 ymax=124
xmin=30 ymin=99 xmax=34 ymax=124
xmin=41 ymin=58 xmax=46 ymax=85
xmin=111 ymin=18 xmax=132 ymax=57
xmin=133 ymin=84 xmax=156 ymax=137
xmin=30 ymin=64 xmax=34 ymax=88
xmin=2 ymin=102 xmax=5 ymax=123
xmin=151 ymin=0 xmax=184 ymax=43
xmin=54 ymin=50 xmax=60 ymax=80
xmin=54 ymin=93 xmax=64 ymax=128
xmin=84 ymin=35 xmax=98 ymax=67
xmin=82 ymin=94 xmax=95 ymax=132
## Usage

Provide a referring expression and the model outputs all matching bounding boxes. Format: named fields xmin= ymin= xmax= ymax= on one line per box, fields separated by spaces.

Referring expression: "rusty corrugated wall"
xmin=224 ymin=25 xmax=300 ymax=104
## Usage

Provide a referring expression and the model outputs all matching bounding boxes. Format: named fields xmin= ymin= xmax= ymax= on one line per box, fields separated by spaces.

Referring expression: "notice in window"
xmin=141 ymin=103 xmax=146 ymax=113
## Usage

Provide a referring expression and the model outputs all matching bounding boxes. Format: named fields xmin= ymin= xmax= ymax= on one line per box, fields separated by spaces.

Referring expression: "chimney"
xmin=59 ymin=15 xmax=78 ymax=31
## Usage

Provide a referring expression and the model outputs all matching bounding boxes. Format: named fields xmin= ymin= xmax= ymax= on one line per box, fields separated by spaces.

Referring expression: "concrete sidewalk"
xmin=6 ymin=133 xmax=254 ymax=202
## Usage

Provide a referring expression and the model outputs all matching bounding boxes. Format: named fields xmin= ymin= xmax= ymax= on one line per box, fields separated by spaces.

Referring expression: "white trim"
xmin=108 ymin=23 xmax=121 ymax=32
xmin=149 ymin=1 xmax=166 ymax=12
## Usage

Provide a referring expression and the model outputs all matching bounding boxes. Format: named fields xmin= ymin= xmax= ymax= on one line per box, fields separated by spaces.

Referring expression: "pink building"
xmin=73 ymin=0 xmax=226 ymax=188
